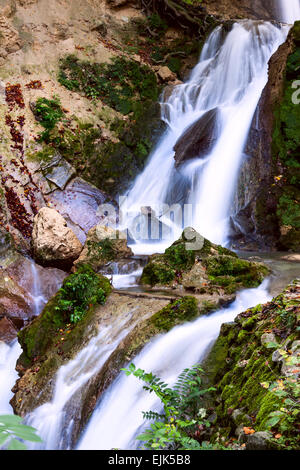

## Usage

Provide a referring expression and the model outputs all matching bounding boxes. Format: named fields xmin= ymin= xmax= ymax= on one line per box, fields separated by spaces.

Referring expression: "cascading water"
xmin=279 ymin=0 xmax=300 ymax=23
xmin=0 ymin=341 xmax=22 ymax=414
xmin=78 ymin=281 xmax=271 ymax=450
xmin=122 ymin=21 xmax=288 ymax=251
xmin=30 ymin=260 xmax=47 ymax=317
xmin=2 ymin=0 xmax=299 ymax=452
xmin=25 ymin=321 xmax=132 ymax=450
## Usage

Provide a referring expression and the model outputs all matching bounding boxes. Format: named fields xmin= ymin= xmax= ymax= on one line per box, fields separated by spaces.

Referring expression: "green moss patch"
xmin=203 ymin=281 xmax=300 ymax=448
xmin=204 ymin=255 xmax=269 ymax=294
xmin=32 ymin=96 xmax=65 ymax=143
xmin=140 ymin=230 xmax=269 ymax=293
xmin=18 ymin=265 xmax=111 ymax=366
xmin=58 ymin=55 xmax=159 ymax=115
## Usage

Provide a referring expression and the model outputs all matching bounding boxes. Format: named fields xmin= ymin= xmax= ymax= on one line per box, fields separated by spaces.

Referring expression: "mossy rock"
xmin=140 ymin=229 xmax=269 ymax=293
xmin=18 ymin=265 xmax=112 ymax=367
xmin=202 ymin=281 xmax=300 ymax=448
xmin=123 ymin=296 xmax=202 ymax=360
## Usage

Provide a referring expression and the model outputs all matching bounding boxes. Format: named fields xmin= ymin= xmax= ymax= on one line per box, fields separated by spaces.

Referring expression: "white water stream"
xmin=123 ymin=20 xmax=288 ymax=251
xmin=0 ymin=0 xmax=299 ymax=452
xmin=78 ymin=281 xmax=271 ymax=449
xmin=25 ymin=319 xmax=133 ymax=450
xmin=280 ymin=0 xmax=300 ymax=23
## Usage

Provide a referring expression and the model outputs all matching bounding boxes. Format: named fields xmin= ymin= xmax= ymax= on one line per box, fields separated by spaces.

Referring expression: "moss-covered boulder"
xmin=140 ymin=228 xmax=269 ymax=294
xmin=17 ymin=264 xmax=112 ymax=368
xmin=73 ymin=225 xmax=133 ymax=272
xmin=203 ymin=280 xmax=300 ymax=450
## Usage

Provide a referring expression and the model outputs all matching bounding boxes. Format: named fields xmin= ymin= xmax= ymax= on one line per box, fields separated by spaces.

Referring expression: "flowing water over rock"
xmin=279 ymin=0 xmax=300 ymax=23
xmin=25 ymin=322 xmax=132 ymax=449
xmin=123 ymin=21 xmax=288 ymax=251
xmin=78 ymin=281 xmax=271 ymax=450
xmin=0 ymin=341 xmax=22 ymax=414
xmin=2 ymin=0 xmax=300 ymax=452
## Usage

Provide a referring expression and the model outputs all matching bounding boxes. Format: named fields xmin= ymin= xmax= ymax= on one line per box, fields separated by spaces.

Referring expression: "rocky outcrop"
xmin=0 ymin=316 xmax=18 ymax=343
xmin=231 ymin=23 xmax=300 ymax=251
xmin=140 ymin=228 xmax=270 ymax=295
xmin=0 ymin=238 xmax=66 ymax=341
xmin=74 ymin=225 xmax=133 ymax=272
xmin=202 ymin=280 xmax=300 ymax=450
xmin=46 ymin=177 xmax=116 ymax=244
xmin=202 ymin=0 xmax=276 ymax=21
xmin=32 ymin=207 xmax=82 ymax=269
xmin=173 ymin=108 xmax=219 ymax=167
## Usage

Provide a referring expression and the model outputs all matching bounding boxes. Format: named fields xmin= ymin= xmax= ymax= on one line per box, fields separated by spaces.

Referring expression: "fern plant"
xmin=122 ymin=363 xmax=219 ymax=450
xmin=0 ymin=415 xmax=42 ymax=450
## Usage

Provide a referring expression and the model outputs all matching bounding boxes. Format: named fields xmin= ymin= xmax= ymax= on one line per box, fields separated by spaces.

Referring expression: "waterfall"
xmin=122 ymin=21 xmax=288 ymax=250
xmin=2 ymin=0 xmax=299 ymax=452
xmin=30 ymin=260 xmax=47 ymax=317
xmin=24 ymin=307 xmax=157 ymax=450
xmin=0 ymin=341 xmax=22 ymax=414
xmin=78 ymin=281 xmax=271 ymax=450
xmin=279 ymin=0 xmax=300 ymax=23
xmin=25 ymin=325 xmax=129 ymax=449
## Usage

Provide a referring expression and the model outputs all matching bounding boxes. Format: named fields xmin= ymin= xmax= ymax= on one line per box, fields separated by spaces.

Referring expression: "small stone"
xmin=157 ymin=66 xmax=177 ymax=82
xmin=261 ymin=332 xmax=276 ymax=346
xmin=272 ymin=349 xmax=284 ymax=363
xmin=246 ymin=431 xmax=273 ymax=450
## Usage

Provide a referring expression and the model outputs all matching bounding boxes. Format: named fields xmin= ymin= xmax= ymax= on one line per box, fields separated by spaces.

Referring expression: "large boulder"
xmin=74 ymin=225 xmax=133 ymax=272
xmin=0 ymin=317 xmax=18 ymax=343
xmin=46 ymin=177 xmax=115 ymax=244
xmin=173 ymin=108 xmax=219 ymax=167
xmin=32 ymin=207 xmax=83 ymax=269
xmin=140 ymin=228 xmax=269 ymax=294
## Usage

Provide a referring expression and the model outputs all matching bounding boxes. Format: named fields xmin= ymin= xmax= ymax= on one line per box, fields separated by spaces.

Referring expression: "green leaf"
xmin=7 ymin=438 xmax=27 ymax=450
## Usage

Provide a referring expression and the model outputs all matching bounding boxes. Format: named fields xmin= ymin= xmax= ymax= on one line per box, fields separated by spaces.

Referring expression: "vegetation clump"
xmin=18 ymin=265 xmax=111 ymax=365
xmin=202 ymin=280 xmax=300 ymax=449
xmin=56 ymin=264 xmax=110 ymax=324
xmin=58 ymin=55 xmax=158 ymax=115
xmin=122 ymin=363 xmax=223 ymax=450
xmin=271 ymin=22 xmax=300 ymax=250
xmin=0 ymin=415 xmax=42 ymax=450
xmin=33 ymin=96 xmax=65 ymax=142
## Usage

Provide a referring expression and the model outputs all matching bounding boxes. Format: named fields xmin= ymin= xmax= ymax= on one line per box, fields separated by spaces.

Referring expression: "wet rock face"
xmin=73 ymin=225 xmax=133 ymax=272
xmin=231 ymin=23 xmax=300 ymax=252
xmin=46 ymin=177 xmax=115 ymax=245
xmin=32 ymin=207 xmax=83 ymax=269
xmin=0 ymin=316 xmax=18 ymax=343
xmin=0 ymin=272 xmax=33 ymax=324
xmin=40 ymin=153 xmax=76 ymax=191
xmin=202 ymin=0 xmax=276 ymax=20
xmin=173 ymin=108 xmax=219 ymax=167
xmin=202 ymin=280 xmax=300 ymax=449
xmin=0 ymin=252 xmax=66 ymax=341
